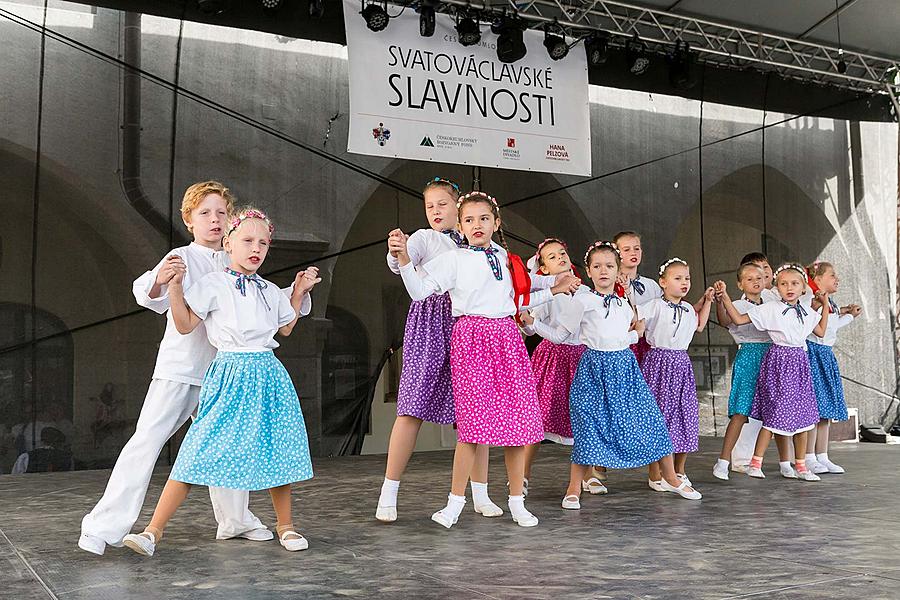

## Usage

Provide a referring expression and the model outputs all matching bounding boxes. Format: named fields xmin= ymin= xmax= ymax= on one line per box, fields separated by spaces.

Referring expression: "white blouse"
xmin=638 ymin=298 xmax=699 ymax=350
xmin=727 ymin=299 xmax=772 ymax=344
xmin=522 ymin=292 xmax=584 ymax=346
xmin=808 ymin=300 xmax=854 ymax=346
xmin=573 ymin=286 xmax=639 ymax=351
xmin=747 ymin=301 xmax=822 ymax=348
xmin=627 ymin=274 xmax=663 ymax=306
xmin=400 ymin=244 xmax=555 ymax=318
xmin=185 ymin=272 xmax=303 ymax=352
xmin=386 ymin=228 xmax=462 ymax=275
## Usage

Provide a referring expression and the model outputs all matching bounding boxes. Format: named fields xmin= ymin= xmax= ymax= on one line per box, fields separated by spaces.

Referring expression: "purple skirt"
xmin=750 ymin=344 xmax=819 ymax=435
xmin=396 ymin=292 xmax=455 ymax=424
xmin=640 ymin=347 xmax=699 ymax=453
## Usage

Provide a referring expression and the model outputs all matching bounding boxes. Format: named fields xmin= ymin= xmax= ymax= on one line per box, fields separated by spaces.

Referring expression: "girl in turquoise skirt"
xmin=712 ymin=263 xmax=773 ymax=480
xmin=123 ymin=207 xmax=320 ymax=556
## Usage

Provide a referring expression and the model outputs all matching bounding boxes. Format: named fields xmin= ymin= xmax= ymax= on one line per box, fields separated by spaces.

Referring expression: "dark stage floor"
xmin=2 ymin=438 xmax=900 ymax=600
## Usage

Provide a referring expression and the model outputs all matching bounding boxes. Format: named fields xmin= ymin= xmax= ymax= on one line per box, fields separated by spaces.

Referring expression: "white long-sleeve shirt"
xmin=727 ymin=298 xmax=773 ymax=344
xmin=747 ymin=301 xmax=822 ymax=348
xmin=386 ymin=228 xmax=462 ymax=275
xmin=807 ymin=299 xmax=854 ymax=346
xmin=399 ymin=244 xmax=555 ymax=318
xmin=638 ymin=298 xmax=699 ymax=350
xmin=522 ymin=292 xmax=584 ymax=346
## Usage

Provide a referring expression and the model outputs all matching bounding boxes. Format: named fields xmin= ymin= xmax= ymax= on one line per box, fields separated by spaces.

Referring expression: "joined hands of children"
xmin=713 ymin=280 xmax=729 ymax=301
xmin=842 ymin=303 xmax=862 ymax=317
xmin=629 ymin=318 xmax=646 ymax=335
xmin=387 ymin=229 xmax=410 ymax=259
xmin=518 ymin=311 xmax=534 ymax=326
xmin=551 ymin=272 xmax=581 ymax=295
xmin=156 ymin=255 xmax=186 ymax=285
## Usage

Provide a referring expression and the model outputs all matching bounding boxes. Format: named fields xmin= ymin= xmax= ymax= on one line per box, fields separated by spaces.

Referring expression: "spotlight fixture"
xmin=260 ymin=0 xmax=282 ymax=12
xmin=496 ymin=17 xmax=526 ymax=64
xmin=837 ymin=48 xmax=847 ymax=74
xmin=584 ymin=32 xmax=609 ymax=66
xmin=418 ymin=1 xmax=436 ymax=37
xmin=625 ymin=33 xmax=650 ymax=75
xmin=309 ymin=0 xmax=325 ymax=18
xmin=197 ymin=0 xmax=227 ymax=15
xmin=456 ymin=13 xmax=481 ymax=47
xmin=667 ymin=40 xmax=696 ymax=90
xmin=361 ymin=2 xmax=389 ymax=32
xmin=543 ymin=27 xmax=568 ymax=61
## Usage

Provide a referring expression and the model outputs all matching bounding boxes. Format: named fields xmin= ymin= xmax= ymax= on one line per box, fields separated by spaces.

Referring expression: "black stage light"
xmin=837 ymin=48 xmax=847 ymax=74
xmin=543 ymin=30 xmax=568 ymax=61
xmin=309 ymin=0 xmax=325 ymax=18
xmin=197 ymin=0 xmax=227 ymax=15
xmin=584 ymin=32 xmax=609 ymax=66
xmin=456 ymin=14 xmax=481 ymax=46
xmin=261 ymin=0 xmax=283 ymax=11
xmin=361 ymin=2 xmax=389 ymax=32
xmin=419 ymin=2 xmax=436 ymax=37
xmin=667 ymin=40 xmax=696 ymax=90
xmin=496 ymin=18 xmax=526 ymax=63
xmin=626 ymin=33 xmax=650 ymax=75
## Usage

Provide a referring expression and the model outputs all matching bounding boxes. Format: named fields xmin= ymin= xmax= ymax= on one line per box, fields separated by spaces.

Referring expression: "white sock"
xmin=507 ymin=494 xmax=528 ymax=517
xmin=378 ymin=478 xmax=400 ymax=507
xmin=715 ymin=458 xmax=729 ymax=469
xmin=442 ymin=493 xmax=466 ymax=519
xmin=805 ymin=453 xmax=818 ymax=464
xmin=816 ymin=452 xmax=830 ymax=463
xmin=471 ymin=481 xmax=492 ymax=507
xmin=779 ymin=460 xmax=792 ymax=470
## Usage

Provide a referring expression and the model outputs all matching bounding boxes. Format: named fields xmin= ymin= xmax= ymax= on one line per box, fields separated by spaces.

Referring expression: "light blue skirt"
xmin=728 ymin=342 xmax=772 ymax=417
xmin=170 ymin=351 xmax=314 ymax=490
xmin=807 ymin=341 xmax=848 ymax=421
xmin=569 ymin=349 xmax=673 ymax=469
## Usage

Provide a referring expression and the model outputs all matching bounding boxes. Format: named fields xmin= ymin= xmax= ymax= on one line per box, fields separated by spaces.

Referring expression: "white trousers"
xmin=81 ymin=379 xmax=265 ymax=546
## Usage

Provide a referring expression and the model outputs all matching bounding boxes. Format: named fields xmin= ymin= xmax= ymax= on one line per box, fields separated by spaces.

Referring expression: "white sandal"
xmin=561 ymin=494 xmax=581 ymax=510
xmin=659 ymin=479 xmax=702 ymax=500
xmin=123 ymin=531 xmax=156 ymax=557
xmin=278 ymin=529 xmax=309 ymax=552
xmin=431 ymin=509 xmax=459 ymax=529
xmin=581 ymin=477 xmax=608 ymax=495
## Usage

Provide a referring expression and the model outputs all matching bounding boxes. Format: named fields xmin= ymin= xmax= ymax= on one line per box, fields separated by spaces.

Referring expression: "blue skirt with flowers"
xmin=170 ymin=351 xmax=313 ymax=490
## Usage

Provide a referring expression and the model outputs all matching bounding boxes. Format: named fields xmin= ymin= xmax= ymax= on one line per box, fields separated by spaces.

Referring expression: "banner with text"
xmin=343 ymin=0 xmax=591 ymax=176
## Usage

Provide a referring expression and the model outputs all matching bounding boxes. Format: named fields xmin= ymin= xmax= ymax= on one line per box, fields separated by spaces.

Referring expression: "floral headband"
xmin=774 ymin=263 xmax=807 ymax=278
xmin=583 ymin=241 xmax=619 ymax=266
xmin=658 ymin=257 xmax=688 ymax=276
xmin=425 ymin=177 xmax=461 ymax=194
xmin=457 ymin=191 xmax=499 ymax=209
xmin=226 ymin=208 xmax=275 ymax=237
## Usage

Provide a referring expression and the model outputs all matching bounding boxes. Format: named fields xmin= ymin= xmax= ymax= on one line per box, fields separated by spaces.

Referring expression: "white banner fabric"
xmin=343 ymin=0 xmax=592 ymax=176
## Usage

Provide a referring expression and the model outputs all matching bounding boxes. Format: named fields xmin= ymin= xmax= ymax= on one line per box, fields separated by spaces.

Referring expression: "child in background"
xmin=519 ymin=239 xmax=593 ymax=494
xmin=639 ymin=258 xmax=714 ymax=490
xmin=804 ymin=261 xmax=861 ymax=474
xmin=712 ymin=263 xmax=772 ymax=480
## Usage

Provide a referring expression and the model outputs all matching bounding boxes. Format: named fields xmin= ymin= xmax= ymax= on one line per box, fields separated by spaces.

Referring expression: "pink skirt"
xmin=450 ymin=316 xmax=544 ymax=446
xmin=531 ymin=339 xmax=586 ymax=444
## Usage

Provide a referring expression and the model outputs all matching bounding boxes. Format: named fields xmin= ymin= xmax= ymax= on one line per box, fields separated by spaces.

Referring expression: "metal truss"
xmin=383 ymin=0 xmax=900 ymax=95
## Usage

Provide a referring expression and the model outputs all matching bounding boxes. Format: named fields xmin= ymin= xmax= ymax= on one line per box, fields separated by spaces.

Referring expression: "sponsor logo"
xmin=434 ymin=134 xmax=477 ymax=149
xmin=420 ymin=136 xmax=435 ymax=147
xmin=501 ymin=141 xmax=520 ymax=161
xmin=546 ymin=143 xmax=570 ymax=162
xmin=372 ymin=122 xmax=391 ymax=146
xmin=507 ymin=138 xmax=516 ymax=148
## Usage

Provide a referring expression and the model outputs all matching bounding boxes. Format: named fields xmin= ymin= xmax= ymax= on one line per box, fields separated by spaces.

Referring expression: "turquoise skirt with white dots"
xmin=170 ymin=351 xmax=314 ymax=490
xmin=569 ymin=348 xmax=673 ymax=469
